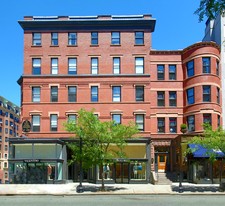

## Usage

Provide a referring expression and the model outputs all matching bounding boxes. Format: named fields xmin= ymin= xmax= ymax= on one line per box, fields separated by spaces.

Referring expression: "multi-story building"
xmin=202 ymin=14 xmax=225 ymax=128
xmin=8 ymin=15 xmax=221 ymax=184
xmin=0 ymin=96 xmax=20 ymax=183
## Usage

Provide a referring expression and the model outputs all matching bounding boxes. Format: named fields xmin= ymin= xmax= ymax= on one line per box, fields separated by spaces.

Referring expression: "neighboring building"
xmin=0 ymin=96 xmax=20 ymax=183
xmin=9 ymin=15 xmax=221 ymax=184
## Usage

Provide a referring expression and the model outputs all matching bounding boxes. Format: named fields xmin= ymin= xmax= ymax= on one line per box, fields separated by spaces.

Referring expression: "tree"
xmin=64 ymin=108 xmax=139 ymax=191
xmin=187 ymin=123 xmax=225 ymax=185
xmin=195 ymin=0 xmax=225 ymax=22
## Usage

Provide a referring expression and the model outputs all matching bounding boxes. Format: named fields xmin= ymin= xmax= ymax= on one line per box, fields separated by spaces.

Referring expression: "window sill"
xmin=50 ymin=45 xmax=59 ymax=47
xmin=90 ymin=45 xmax=99 ymax=47
xmin=31 ymin=45 xmax=42 ymax=47
xmin=110 ymin=44 xmax=121 ymax=46
xmin=67 ymin=45 xmax=78 ymax=47
xmin=134 ymin=44 xmax=145 ymax=46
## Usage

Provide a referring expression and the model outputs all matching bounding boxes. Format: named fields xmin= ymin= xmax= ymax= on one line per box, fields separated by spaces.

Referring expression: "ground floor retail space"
xmin=8 ymin=138 xmax=151 ymax=184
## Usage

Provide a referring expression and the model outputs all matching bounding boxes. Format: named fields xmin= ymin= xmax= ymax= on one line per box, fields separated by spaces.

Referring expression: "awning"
xmin=188 ymin=144 xmax=225 ymax=158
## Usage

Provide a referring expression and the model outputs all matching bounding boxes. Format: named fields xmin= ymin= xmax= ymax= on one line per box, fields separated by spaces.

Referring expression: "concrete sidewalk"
xmin=0 ymin=183 xmax=224 ymax=195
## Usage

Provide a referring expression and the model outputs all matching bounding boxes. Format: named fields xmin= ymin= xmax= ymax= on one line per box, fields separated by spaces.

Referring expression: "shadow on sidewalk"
xmin=171 ymin=185 xmax=220 ymax=193
xmin=71 ymin=185 xmax=127 ymax=193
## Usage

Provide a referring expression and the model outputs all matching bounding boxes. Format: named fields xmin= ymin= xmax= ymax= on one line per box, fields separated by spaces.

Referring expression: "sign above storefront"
xmin=22 ymin=119 xmax=31 ymax=132
xmin=24 ymin=159 xmax=40 ymax=163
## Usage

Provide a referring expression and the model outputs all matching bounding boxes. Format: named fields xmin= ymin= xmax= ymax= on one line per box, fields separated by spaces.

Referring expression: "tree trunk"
xmin=100 ymin=163 xmax=105 ymax=191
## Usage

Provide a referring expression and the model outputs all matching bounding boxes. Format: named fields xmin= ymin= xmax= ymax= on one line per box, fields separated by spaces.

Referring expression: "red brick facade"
xmin=18 ymin=15 xmax=221 ymax=174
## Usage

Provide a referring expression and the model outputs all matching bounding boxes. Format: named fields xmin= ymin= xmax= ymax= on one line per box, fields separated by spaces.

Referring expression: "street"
xmin=0 ymin=195 xmax=225 ymax=206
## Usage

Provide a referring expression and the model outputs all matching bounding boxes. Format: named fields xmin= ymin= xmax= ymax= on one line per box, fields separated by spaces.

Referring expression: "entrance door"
xmin=115 ymin=162 xmax=129 ymax=183
xmin=157 ymin=154 xmax=167 ymax=172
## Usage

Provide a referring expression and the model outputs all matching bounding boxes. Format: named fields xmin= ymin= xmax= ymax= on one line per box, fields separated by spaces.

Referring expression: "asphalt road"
xmin=0 ymin=195 xmax=225 ymax=206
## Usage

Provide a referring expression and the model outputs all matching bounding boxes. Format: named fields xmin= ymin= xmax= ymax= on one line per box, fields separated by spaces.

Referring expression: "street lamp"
xmin=76 ymin=137 xmax=84 ymax=193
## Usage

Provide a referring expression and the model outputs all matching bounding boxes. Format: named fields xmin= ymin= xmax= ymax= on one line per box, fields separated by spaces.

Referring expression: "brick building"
xmin=0 ymin=96 xmax=20 ymax=183
xmin=8 ymin=15 xmax=221 ymax=184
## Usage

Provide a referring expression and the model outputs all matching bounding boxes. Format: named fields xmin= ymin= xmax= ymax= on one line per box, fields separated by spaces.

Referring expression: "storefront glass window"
xmin=15 ymin=144 xmax=33 ymax=159
xmin=131 ymin=161 xmax=146 ymax=180
xmin=33 ymin=144 xmax=57 ymax=159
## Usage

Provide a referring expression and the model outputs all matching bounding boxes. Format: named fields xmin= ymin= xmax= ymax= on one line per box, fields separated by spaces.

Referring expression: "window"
xmin=187 ymin=115 xmax=195 ymax=132
xmin=112 ymin=86 xmax=121 ymax=102
xmin=112 ymin=114 xmax=121 ymax=124
xmin=5 ymin=120 xmax=8 ymax=126
xmin=203 ymin=113 xmax=211 ymax=125
xmin=157 ymin=91 xmax=165 ymax=106
xmin=218 ymin=115 xmax=221 ymax=128
xmin=217 ymin=87 xmax=220 ymax=104
xmin=68 ymin=114 xmax=77 ymax=123
xmin=68 ymin=86 xmax=77 ymax=102
xmin=51 ymin=32 xmax=58 ymax=46
xmin=32 ymin=33 xmax=41 ymax=46
xmin=203 ymin=85 xmax=211 ymax=102
xmin=113 ymin=57 xmax=120 ymax=74
xmin=135 ymin=57 xmax=144 ymax=74
xmin=136 ymin=114 xmax=144 ymax=131
xmin=111 ymin=32 xmax=120 ymax=45
xmin=68 ymin=32 xmax=77 ymax=45
xmin=158 ymin=118 xmax=165 ymax=133
xmin=51 ymin=58 xmax=58 ymax=74
xmin=50 ymin=114 xmax=58 ymax=131
xmin=216 ymin=60 xmax=219 ymax=76
xmin=91 ymin=32 xmax=98 ymax=45
xmin=32 ymin=58 xmax=41 ymax=75
xmin=32 ymin=87 xmax=40 ymax=102
xmin=136 ymin=86 xmax=144 ymax=102
xmin=169 ymin=91 xmax=177 ymax=106
xmin=51 ymin=86 xmax=58 ymax=102
xmin=169 ymin=117 xmax=177 ymax=133
xmin=91 ymin=58 xmax=98 ymax=74
xmin=157 ymin=65 xmax=165 ymax=80
xmin=186 ymin=60 xmax=194 ymax=77
xmin=202 ymin=57 xmax=210 ymax=73
xmin=169 ymin=65 xmax=176 ymax=80
xmin=68 ymin=58 xmax=77 ymax=74
xmin=32 ymin=115 xmax=40 ymax=132
xmin=186 ymin=87 xmax=194 ymax=105
xmin=135 ymin=32 xmax=144 ymax=45
xmin=91 ymin=86 xmax=98 ymax=102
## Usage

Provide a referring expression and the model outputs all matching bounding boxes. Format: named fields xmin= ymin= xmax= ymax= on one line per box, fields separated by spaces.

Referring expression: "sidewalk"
xmin=0 ymin=182 xmax=224 ymax=195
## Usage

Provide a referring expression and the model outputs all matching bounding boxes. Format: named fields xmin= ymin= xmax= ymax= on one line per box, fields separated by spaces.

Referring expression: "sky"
xmin=0 ymin=0 xmax=206 ymax=106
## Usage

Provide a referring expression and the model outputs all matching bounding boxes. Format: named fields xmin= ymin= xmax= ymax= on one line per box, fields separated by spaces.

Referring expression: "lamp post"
xmin=76 ymin=137 xmax=84 ymax=193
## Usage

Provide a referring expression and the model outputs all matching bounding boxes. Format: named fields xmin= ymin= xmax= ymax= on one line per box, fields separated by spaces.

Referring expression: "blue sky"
xmin=0 ymin=0 xmax=205 ymax=106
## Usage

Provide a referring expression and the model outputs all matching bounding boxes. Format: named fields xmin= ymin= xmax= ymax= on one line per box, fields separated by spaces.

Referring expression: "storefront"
xmin=8 ymin=138 xmax=67 ymax=184
xmin=9 ymin=138 xmax=151 ymax=184
xmin=187 ymin=144 xmax=225 ymax=184
xmin=68 ymin=138 xmax=151 ymax=184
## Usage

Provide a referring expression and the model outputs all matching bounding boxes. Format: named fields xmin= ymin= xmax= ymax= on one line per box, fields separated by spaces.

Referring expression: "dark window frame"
xmin=68 ymin=32 xmax=77 ymax=46
xmin=157 ymin=65 xmax=165 ymax=80
xmin=112 ymin=86 xmax=121 ymax=102
xmin=68 ymin=58 xmax=77 ymax=74
xmin=157 ymin=91 xmax=165 ymax=106
xmin=68 ymin=86 xmax=77 ymax=102
xmin=202 ymin=57 xmax=211 ymax=74
xmin=111 ymin=32 xmax=120 ymax=45
xmin=91 ymin=32 xmax=98 ymax=45
xmin=203 ymin=85 xmax=211 ymax=102
xmin=51 ymin=32 xmax=58 ymax=46
xmin=32 ymin=58 xmax=41 ymax=75
xmin=91 ymin=86 xmax=98 ymax=102
xmin=136 ymin=86 xmax=144 ymax=102
xmin=135 ymin=31 xmax=144 ymax=45
xmin=187 ymin=87 xmax=195 ymax=105
xmin=51 ymin=86 xmax=58 ymax=102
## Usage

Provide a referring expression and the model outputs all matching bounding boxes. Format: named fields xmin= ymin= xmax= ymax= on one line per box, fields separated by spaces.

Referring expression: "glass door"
xmin=115 ymin=162 xmax=129 ymax=183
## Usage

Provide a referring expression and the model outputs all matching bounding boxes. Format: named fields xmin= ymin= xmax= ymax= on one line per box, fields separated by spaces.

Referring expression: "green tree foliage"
xmin=189 ymin=123 xmax=225 ymax=159
xmin=195 ymin=0 xmax=225 ymax=22
xmin=64 ymin=108 xmax=139 ymax=190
